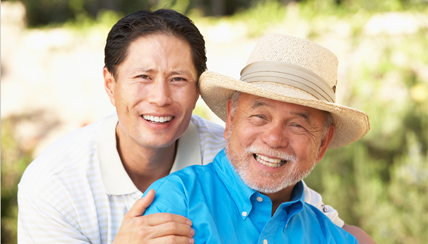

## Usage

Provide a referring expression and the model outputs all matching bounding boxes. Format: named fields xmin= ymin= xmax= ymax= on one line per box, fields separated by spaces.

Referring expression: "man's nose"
xmin=260 ymin=124 xmax=288 ymax=148
xmin=147 ymin=79 xmax=173 ymax=106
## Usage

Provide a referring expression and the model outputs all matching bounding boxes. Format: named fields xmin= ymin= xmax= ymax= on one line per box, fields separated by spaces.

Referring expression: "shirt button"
xmin=263 ymin=239 xmax=268 ymax=244
xmin=256 ymin=196 xmax=263 ymax=202
xmin=242 ymin=211 xmax=247 ymax=217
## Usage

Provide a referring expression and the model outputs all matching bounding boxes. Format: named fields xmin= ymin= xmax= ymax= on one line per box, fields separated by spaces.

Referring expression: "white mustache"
xmin=245 ymin=146 xmax=296 ymax=163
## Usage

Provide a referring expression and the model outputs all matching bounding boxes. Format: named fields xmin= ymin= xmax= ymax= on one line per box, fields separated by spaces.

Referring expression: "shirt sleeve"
xmin=143 ymin=176 xmax=189 ymax=218
xmin=18 ymin=189 xmax=90 ymax=244
xmin=302 ymin=180 xmax=345 ymax=227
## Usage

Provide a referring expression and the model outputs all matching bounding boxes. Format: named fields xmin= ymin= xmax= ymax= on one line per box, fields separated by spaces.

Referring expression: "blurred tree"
xmin=1 ymin=117 xmax=34 ymax=244
xmin=305 ymin=21 xmax=428 ymax=244
xmin=5 ymin=0 xmax=299 ymax=26
xmin=13 ymin=0 xmax=424 ymax=27
xmin=209 ymin=0 xmax=224 ymax=15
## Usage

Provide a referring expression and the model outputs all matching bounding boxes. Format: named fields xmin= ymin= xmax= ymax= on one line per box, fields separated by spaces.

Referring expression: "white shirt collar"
xmin=97 ymin=114 xmax=201 ymax=195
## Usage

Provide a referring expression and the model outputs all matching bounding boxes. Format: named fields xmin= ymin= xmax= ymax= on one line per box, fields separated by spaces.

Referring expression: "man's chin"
xmin=137 ymin=137 xmax=178 ymax=149
xmin=247 ymin=181 xmax=296 ymax=194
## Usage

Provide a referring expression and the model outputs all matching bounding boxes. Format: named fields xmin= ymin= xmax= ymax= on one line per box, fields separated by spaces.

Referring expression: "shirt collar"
xmin=97 ymin=114 xmax=201 ymax=195
xmin=277 ymin=180 xmax=305 ymax=213
xmin=278 ymin=181 xmax=305 ymax=228
xmin=289 ymin=180 xmax=305 ymax=203
xmin=213 ymin=149 xmax=305 ymax=220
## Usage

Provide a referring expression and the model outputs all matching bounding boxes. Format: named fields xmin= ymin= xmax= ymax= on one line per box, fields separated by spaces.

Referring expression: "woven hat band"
xmin=240 ymin=61 xmax=336 ymax=103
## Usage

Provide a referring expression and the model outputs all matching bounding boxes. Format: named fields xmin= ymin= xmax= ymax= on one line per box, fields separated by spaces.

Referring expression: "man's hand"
xmin=343 ymin=224 xmax=377 ymax=244
xmin=113 ymin=189 xmax=195 ymax=244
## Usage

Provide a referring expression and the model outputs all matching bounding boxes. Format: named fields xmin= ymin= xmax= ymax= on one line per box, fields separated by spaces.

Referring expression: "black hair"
xmin=104 ymin=9 xmax=206 ymax=79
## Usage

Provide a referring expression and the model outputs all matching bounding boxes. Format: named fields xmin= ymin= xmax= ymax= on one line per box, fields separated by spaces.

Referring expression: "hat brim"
xmin=200 ymin=71 xmax=370 ymax=149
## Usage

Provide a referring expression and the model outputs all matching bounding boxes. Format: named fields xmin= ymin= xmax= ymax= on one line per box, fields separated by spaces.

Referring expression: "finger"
xmin=149 ymin=236 xmax=195 ymax=244
xmin=140 ymin=189 xmax=156 ymax=212
xmin=148 ymin=220 xmax=195 ymax=238
xmin=125 ymin=189 xmax=156 ymax=219
xmin=143 ymin=213 xmax=192 ymax=227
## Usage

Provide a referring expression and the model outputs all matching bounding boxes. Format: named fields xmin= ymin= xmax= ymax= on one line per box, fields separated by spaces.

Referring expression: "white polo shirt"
xmin=18 ymin=113 xmax=343 ymax=244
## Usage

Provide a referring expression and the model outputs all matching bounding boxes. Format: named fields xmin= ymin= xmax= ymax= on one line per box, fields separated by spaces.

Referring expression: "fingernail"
xmin=190 ymin=228 xmax=195 ymax=236
xmin=189 ymin=238 xmax=195 ymax=244
xmin=186 ymin=219 xmax=192 ymax=226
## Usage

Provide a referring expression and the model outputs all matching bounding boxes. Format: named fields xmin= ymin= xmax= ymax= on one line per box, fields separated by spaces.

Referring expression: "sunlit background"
xmin=2 ymin=0 xmax=427 ymax=243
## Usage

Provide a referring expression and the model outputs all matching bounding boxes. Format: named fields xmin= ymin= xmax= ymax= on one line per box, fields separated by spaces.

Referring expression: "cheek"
xmin=115 ymin=85 xmax=136 ymax=101
xmin=233 ymin=126 xmax=257 ymax=149
xmin=295 ymin=140 xmax=320 ymax=161
xmin=119 ymin=85 xmax=151 ymax=107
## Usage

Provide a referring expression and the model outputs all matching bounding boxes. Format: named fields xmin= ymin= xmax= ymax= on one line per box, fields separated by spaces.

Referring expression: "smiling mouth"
xmin=142 ymin=115 xmax=174 ymax=123
xmin=254 ymin=154 xmax=288 ymax=168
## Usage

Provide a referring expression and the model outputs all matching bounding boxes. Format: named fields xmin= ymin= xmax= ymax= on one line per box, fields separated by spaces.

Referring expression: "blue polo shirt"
xmin=143 ymin=149 xmax=358 ymax=244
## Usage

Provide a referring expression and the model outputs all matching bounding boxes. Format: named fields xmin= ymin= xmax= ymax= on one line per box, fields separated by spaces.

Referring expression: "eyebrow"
xmin=129 ymin=68 xmax=194 ymax=77
xmin=252 ymin=100 xmax=312 ymax=122
xmin=171 ymin=70 xmax=194 ymax=77
xmin=291 ymin=112 xmax=311 ymax=123
xmin=127 ymin=67 xmax=153 ymax=75
xmin=251 ymin=100 xmax=274 ymax=109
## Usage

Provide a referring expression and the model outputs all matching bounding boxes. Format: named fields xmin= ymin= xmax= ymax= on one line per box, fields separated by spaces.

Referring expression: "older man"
xmin=17 ymin=11 xmax=348 ymax=244
xmin=143 ymin=34 xmax=375 ymax=243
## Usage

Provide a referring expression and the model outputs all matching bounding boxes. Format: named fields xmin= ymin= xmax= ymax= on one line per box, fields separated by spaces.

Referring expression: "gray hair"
xmin=230 ymin=91 xmax=241 ymax=117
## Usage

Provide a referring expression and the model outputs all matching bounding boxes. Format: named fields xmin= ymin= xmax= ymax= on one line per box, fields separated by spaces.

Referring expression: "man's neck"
xmin=115 ymin=124 xmax=177 ymax=192
xmin=265 ymin=184 xmax=296 ymax=216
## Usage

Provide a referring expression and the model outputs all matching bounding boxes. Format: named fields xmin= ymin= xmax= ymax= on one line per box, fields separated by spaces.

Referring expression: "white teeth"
xmin=255 ymin=154 xmax=285 ymax=168
xmin=258 ymin=155 xmax=281 ymax=164
xmin=142 ymin=115 xmax=173 ymax=123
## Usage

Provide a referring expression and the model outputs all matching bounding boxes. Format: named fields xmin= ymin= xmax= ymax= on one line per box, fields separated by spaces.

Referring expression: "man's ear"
xmin=196 ymin=80 xmax=200 ymax=97
xmin=223 ymin=98 xmax=234 ymax=140
xmin=315 ymin=125 xmax=335 ymax=163
xmin=103 ymin=67 xmax=116 ymax=107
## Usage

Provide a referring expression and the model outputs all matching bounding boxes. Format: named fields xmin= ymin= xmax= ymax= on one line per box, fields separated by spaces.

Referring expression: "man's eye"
xmin=138 ymin=75 xmax=150 ymax=79
xmin=289 ymin=123 xmax=308 ymax=133
xmin=249 ymin=114 xmax=267 ymax=125
xmin=172 ymin=77 xmax=187 ymax=82
xmin=250 ymin=114 xmax=267 ymax=120
xmin=249 ymin=114 xmax=268 ymax=126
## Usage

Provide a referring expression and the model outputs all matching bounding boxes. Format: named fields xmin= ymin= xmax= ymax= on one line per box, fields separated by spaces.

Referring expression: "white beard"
xmin=225 ymin=124 xmax=318 ymax=194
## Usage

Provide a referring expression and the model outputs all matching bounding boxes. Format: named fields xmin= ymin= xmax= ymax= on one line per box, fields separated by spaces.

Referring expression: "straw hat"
xmin=200 ymin=34 xmax=370 ymax=148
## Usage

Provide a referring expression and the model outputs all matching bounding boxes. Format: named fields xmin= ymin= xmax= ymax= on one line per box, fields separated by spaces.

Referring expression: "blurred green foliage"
xmin=302 ymin=9 xmax=428 ymax=244
xmin=2 ymin=0 xmax=428 ymax=244
xmin=1 ymin=117 xmax=34 ymax=244
xmin=2 ymin=0 xmax=426 ymax=27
